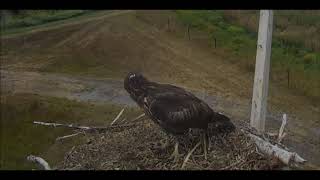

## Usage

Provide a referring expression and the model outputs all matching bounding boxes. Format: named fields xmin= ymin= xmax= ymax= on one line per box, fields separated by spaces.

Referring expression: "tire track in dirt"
xmin=1 ymin=69 xmax=319 ymax=168
xmin=1 ymin=10 xmax=319 ymax=168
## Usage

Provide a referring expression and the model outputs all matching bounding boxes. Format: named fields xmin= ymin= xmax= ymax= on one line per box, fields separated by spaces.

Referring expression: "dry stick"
xmin=110 ymin=108 xmax=125 ymax=125
xmin=267 ymin=132 xmax=278 ymax=137
xmin=34 ymin=121 xmax=92 ymax=130
xmin=27 ymin=155 xmax=51 ymax=170
xmin=129 ymin=113 xmax=146 ymax=123
xmin=247 ymin=133 xmax=306 ymax=166
xmin=33 ymin=121 xmax=137 ymax=131
xmin=33 ymin=113 xmax=146 ymax=132
xmin=220 ymin=157 xmax=244 ymax=170
xmin=278 ymin=114 xmax=287 ymax=143
xmin=242 ymin=128 xmax=288 ymax=151
xmin=118 ymin=118 xmax=127 ymax=124
xmin=181 ymin=142 xmax=201 ymax=169
xmin=56 ymin=132 xmax=83 ymax=141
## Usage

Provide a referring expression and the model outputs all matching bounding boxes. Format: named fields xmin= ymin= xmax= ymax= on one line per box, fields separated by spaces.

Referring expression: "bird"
xmin=124 ymin=72 xmax=235 ymax=162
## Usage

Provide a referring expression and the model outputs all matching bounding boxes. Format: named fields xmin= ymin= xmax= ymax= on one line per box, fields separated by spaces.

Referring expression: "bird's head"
xmin=124 ymin=72 xmax=148 ymax=101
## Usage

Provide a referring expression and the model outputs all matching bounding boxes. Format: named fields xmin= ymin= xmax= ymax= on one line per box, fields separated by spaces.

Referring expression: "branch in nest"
xmin=27 ymin=155 xmax=51 ymax=170
xmin=33 ymin=121 xmax=137 ymax=132
xmin=118 ymin=113 xmax=145 ymax=125
xmin=247 ymin=133 xmax=306 ymax=166
xmin=56 ymin=132 xmax=83 ymax=141
xmin=220 ymin=157 xmax=245 ymax=170
xmin=241 ymin=126 xmax=288 ymax=150
xmin=34 ymin=121 xmax=92 ymax=130
xmin=118 ymin=118 xmax=127 ymax=124
xmin=129 ymin=113 xmax=146 ymax=123
xmin=110 ymin=108 xmax=125 ymax=125
xmin=33 ymin=113 xmax=146 ymax=133
xmin=181 ymin=142 xmax=201 ymax=169
xmin=278 ymin=114 xmax=287 ymax=143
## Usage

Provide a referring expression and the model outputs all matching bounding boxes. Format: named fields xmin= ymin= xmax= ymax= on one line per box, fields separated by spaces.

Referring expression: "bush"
xmin=303 ymin=53 xmax=317 ymax=64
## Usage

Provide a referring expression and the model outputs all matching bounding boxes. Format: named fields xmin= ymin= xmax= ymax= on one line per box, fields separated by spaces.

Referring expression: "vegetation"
xmin=175 ymin=10 xmax=320 ymax=101
xmin=0 ymin=10 xmax=319 ymax=170
xmin=1 ymin=10 xmax=99 ymax=35
xmin=1 ymin=10 xmax=92 ymax=29
xmin=0 ymin=93 xmax=140 ymax=170
xmin=223 ymin=10 xmax=320 ymax=52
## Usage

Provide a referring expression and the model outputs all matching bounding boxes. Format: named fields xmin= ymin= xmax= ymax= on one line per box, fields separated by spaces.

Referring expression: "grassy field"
xmin=174 ymin=10 xmax=320 ymax=101
xmin=2 ymin=11 xmax=90 ymax=29
xmin=222 ymin=10 xmax=320 ymax=52
xmin=1 ymin=10 xmax=319 ymax=110
xmin=1 ymin=10 xmax=319 ymax=169
xmin=0 ymin=93 xmax=141 ymax=170
xmin=1 ymin=10 xmax=110 ymax=36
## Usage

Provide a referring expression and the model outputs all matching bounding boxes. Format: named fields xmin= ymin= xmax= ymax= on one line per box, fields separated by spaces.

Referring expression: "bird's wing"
xmin=145 ymin=94 xmax=212 ymax=131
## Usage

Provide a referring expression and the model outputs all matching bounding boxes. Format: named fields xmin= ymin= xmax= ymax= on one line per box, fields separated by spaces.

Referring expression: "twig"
xmin=34 ymin=113 xmax=146 ymax=134
xmin=34 ymin=121 xmax=91 ymax=130
xmin=181 ymin=142 xmax=201 ymax=169
xmin=118 ymin=113 xmax=145 ymax=125
xmin=267 ymin=132 xmax=278 ymax=137
xmin=33 ymin=121 xmax=137 ymax=131
xmin=129 ymin=113 xmax=146 ymax=123
xmin=241 ymin=128 xmax=287 ymax=150
xmin=220 ymin=157 xmax=244 ymax=170
xmin=27 ymin=155 xmax=51 ymax=170
xmin=278 ymin=114 xmax=287 ymax=143
xmin=56 ymin=132 xmax=83 ymax=141
xmin=119 ymin=118 xmax=127 ymax=124
xmin=110 ymin=108 xmax=125 ymax=125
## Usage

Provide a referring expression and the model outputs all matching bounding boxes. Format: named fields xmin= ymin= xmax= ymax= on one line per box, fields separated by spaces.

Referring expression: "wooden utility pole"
xmin=250 ymin=10 xmax=273 ymax=133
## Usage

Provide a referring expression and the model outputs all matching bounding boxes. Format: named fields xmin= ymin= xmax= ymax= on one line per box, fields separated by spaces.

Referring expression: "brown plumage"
xmin=124 ymin=72 xmax=235 ymax=161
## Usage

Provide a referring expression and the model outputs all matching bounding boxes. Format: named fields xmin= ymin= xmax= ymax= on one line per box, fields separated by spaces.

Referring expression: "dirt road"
xmin=1 ymin=69 xmax=319 ymax=168
xmin=1 ymin=10 xmax=319 ymax=168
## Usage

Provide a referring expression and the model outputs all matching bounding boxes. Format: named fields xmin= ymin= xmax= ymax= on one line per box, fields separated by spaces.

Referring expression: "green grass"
xmin=222 ymin=10 xmax=320 ymax=52
xmin=2 ymin=11 xmax=88 ymax=29
xmin=0 ymin=93 xmax=141 ymax=170
xmin=1 ymin=10 xmax=107 ymax=36
xmin=174 ymin=10 xmax=320 ymax=100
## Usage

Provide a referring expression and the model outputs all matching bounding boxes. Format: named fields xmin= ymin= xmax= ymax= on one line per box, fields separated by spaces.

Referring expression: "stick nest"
xmin=58 ymin=120 xmax=285 ymax=170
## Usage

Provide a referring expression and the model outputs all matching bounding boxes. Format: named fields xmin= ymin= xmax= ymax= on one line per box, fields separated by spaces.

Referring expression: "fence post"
xmin=287 ymin=68 xmax=290 ymax=88
xmin=187 ymin=24 xmax=190 ymax=40
xmin=250 ymin=10 xmax=274 ymax=133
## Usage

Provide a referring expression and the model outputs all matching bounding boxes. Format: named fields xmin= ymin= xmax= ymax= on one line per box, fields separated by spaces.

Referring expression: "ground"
xmin=1 ymin=10 xmax=319 ymax=170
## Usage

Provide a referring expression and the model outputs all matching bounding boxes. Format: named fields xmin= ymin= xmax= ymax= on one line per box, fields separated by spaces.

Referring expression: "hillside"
xmin=1 ymin=10 xmax=319 ymax=169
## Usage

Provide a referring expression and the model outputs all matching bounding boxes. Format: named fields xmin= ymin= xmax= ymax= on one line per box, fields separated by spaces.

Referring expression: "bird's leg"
xmin=208 ymin=132 xmax=212 ymax=151
xmin=169 ymin=138 xmax=180 ymax=163
xmin=202 ymin=130 xmax=208 ymax=160
xmin=160 ymin=135 xmax=170 ymax=150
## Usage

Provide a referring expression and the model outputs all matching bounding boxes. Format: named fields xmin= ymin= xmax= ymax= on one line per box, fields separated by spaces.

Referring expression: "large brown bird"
xmin=124 ymin=72 xmax=235 ymax=161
